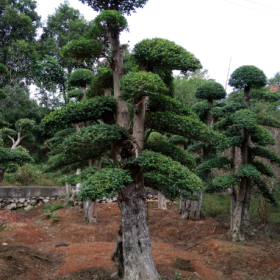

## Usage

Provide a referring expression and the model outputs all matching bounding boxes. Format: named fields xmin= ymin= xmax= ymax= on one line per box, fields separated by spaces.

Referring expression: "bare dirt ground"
xmin=0 ymin=202 xmax=280 ymax=280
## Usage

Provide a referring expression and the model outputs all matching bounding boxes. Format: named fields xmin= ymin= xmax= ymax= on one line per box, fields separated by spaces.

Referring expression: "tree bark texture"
xmin=104 ymin=88 xmax=111 ymax=96
xmin=177 ymin=143 xmax=203 ymax=220
xmin=158 ymin=191 xmax=167 ymax=210
xmin=113 ymin=169 xmax=158 ymax=280
xmin=110 ymin=33 xmax=129 ymax=130
xmin=84 ymin=200 xmax=98 ymax=223
xmin=0 ymin=169 xmax=4 ymax=183
xmin=243 ymin=86 xmax=250 ymax=108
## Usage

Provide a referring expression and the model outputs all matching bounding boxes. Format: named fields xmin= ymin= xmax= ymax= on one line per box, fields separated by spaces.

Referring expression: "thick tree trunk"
xmin=81 ymin=86 xmax=87 ymax=99
xmin=112 ymin=170 xmax=158 ymax=280
xmin=231 ymin=135 xmax=248 ymax=241
xmin=177 ymin=143 xmax=203 ymax=220
xmin=158 ymin=191 xmax=167 ymax=210
xmin=110 ymin=33 xmax=129 ymax=130
xmin=84 ymin=200 xmax=98 ymax=223
xmin=242 ymin=180 xmax=251 ymax=230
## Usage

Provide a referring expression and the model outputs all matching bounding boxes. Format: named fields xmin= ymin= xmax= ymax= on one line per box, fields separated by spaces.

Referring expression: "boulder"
xmin=43 ymin=199 xmax=49 ymax=203
xmin=30 ymin=199 xmax=37 ymax=206
xmin=16 ymin=203 xmax=23 ymax=207
xmin=4 ymin=203 xmax=17 ymax=210
xmin=24 ymin=204 xmax=33 ymax=211
xmin=19 ymin=198 xmax=25 ymax=203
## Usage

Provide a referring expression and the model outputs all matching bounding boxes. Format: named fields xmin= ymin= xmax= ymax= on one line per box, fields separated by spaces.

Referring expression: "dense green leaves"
xmin=191 ymin=100 xmax=211 ymax=119
xmin=119 ymin=71 xmax=168 ymax=101
xmin=252 ymin=160 xmax=275 ymax=178
xmin=93 ymin=10 xmax=128 ymax=34
xmin=257 ymin=115 xmax=280 ymax=128
xmin=78 ymin=0 xmax=149 ymax=15
xmin=229 ymin=65 xmax=267 ymax=89
xmin=87 ymin=69 xmax=113 ymax=98
xmin=146 ymin=133 xmax=196 ymax=170
xmin=69 ymin=69 xmax=94 ymax=87
xmin=250 ymin=146 xmax=280 ymax=166
xmin=133 ymin=38 xmax=202 ymax=73
xmin=212 ymin=174 xmax=240 ymax=189
xmin=237 ymin=164 xmax=260 ymax=179
xmin=41 ymin=96 xmax=116 ymax=132
xmin=195 ymin=81 xmax=226 ymax=101
xmin=78 ymin=168 xmax=133 ymax=201
xmin=250 ymin=125 xmax=275 ymax=146
xmin=62 ymin=38 xmax=105 ymax=60
xmin=136 ymin=150 xmax=204 ymax=197
xmin=147 ymin=112 xmax=228 ymax=149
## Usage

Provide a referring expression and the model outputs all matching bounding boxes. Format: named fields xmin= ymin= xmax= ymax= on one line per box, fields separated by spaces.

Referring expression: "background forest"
xmin=1 ymin=0 xmax=280 ymax=242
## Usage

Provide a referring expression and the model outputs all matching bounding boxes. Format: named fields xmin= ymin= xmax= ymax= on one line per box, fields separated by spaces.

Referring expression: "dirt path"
xmin=1 ymin=203 xmax=280 ymax=280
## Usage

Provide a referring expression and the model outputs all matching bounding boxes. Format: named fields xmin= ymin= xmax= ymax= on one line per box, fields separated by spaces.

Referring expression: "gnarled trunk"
xmin=158 ymin=191 xmax=167 ymax=210
xmin=110 ymin=33 xmax=129 ymax=130
xmin=112 ymin=169 xmax=158 ymax=280
xmin=84 ymin=200 xmax=98 ymax=223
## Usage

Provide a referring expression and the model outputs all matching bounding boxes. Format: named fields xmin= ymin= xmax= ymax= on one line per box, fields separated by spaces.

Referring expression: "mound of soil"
xmin=0 ymin=245 xmax=60 ymax=280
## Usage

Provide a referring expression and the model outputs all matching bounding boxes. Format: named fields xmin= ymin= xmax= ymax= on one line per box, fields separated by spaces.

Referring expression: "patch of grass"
xmin=201 ymin=193 xmax=230 ymax=217
xmin=42 ymin=201 xmax=63 ymax=222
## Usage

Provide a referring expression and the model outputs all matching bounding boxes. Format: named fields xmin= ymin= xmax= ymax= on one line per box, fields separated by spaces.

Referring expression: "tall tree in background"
xmin=209 ymin=65 xmax=280 ymax=241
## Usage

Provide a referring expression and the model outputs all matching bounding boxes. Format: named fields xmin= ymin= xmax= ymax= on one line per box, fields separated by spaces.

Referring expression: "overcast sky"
xmin=35 ymin=0 xmax=280 ymax=92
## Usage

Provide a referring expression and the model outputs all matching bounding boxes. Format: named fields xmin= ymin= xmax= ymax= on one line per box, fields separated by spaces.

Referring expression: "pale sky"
xmin=35 ymin=0 xmax=280 ymax=92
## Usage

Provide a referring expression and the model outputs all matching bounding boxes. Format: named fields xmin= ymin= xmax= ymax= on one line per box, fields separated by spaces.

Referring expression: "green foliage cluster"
xmin=237 ymin=164 xmax=260 ymax=179
xmin=119 ymin=71 xmax=168 ymax=100
xmin=41 ymin=96 xmax=116 ymax=132
xmin=252 ymin=160 xmax=275 ymax=178
xmin=195 ymin=81 xmax=226 ymax=100
xmin=62 ymin=38 xmax=104 ymax=60
xmin=250 ymin=146 xmax=280 ymax=166
xmin=191 ymin=100 xmax=211 ymax=119
xmin=0 ymin=146 xmax=32 ymax=168
xmin=15 ymin=118 xmax=35 ymax=132
xmin=0 ymin=63 xmax=9 ymax=75
xmin=78 ymin=168 xmax=133 ymax=201
xmin=168 ymin=135 xmax=189 ymax=147
xmin=211 ymin=174 xmax=240 ymax=190
xmin=136 ymin=151 xmax=203 ymax=200
xmin=250 ymin=88 xmax=280 ymax=102
xmin=87 ymin=69 xmax=113 ymax=98
xmin=93 ymin=10 xmax=128 ymax=34
xmin=250 ymin=125 xmax=275 ymax=146
xmin=257 ymin=115 xmax=280 ymax=128
xmin=211 ymin=102 xmax=246 ymax=118
xmin=78 ymin=0 xmax=149 ymax=15
xmin=147 ymin=112 xmax=228 ymax=150
xmin=69 ymin=69 xmax=94 ymax=87
xmin=196 ymin=156 xmax=232 ymax=181
xmin=68 ymin=89 xmax=84 ymax=100
xmin=146 ymin=133 xmax=196 ymax=170
xmin=229 ymin=65 xmax=267 ymax=89
xmin=45 ymin=123 xmax=128 ymax=172
xmin=133 ymin=38 xmax=202 ymax=73
xmin=148 ymin=95 xmax=196 ymax=117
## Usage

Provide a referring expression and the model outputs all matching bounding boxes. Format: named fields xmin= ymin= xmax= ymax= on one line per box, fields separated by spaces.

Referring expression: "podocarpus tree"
xmin=179 ymin=81 xmax=227 ymax=220
xmin=0 ymin=114 xmax=33 ymax=181
xmin=210 ymin=65 xmax=280 ymax=241
xmin=42 ymin=2 xmax=227 ymax=279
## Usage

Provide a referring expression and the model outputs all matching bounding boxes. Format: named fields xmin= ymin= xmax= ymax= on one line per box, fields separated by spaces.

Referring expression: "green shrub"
xmin=3 ymin=173 xmax=16 ymax=184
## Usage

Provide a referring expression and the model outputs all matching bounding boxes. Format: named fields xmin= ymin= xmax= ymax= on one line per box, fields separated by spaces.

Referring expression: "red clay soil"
xmin=0 ymin=202 xmax=280 ymax=280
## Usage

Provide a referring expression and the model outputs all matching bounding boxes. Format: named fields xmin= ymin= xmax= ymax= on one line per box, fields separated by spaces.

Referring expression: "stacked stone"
xmin=0 ymin=196 xmax=64 ymax=210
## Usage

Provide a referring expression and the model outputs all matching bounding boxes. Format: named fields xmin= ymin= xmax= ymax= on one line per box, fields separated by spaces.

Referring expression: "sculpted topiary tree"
xmin=41 ymin=2 xmax=227 ymax=279
xmin=209 ymin=65 xmax=280 ymax=241
xmin=179 ymin=81 xmax=227 ymax=220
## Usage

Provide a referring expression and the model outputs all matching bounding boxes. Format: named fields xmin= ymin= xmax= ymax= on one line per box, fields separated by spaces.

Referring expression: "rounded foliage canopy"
xmin=119 ymin=71 xmax=168 ymax=100
xmin=0 ymin=89 xmax=7 ymax=100
xmin=68 ymin=89 xmax=84 ymax=100
xmin=93 ymin=10 xmax=128 ymax=35
xmin=195 ymin=81 xmax=226 ymax=100
xmin=229 ymin=65 xmax=267 ymax=89
xmin=78 ymin=0 xmax=149 ymax=15
xmin=87 ymin=69 xmax=113 ymax=98
xmin=62 ymin=38 xmax=104 ymax=60
xmin=69 ymin=69 xmax=94 ymax=87
xmin=133 ymin=38 xmax=202 ymax=73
